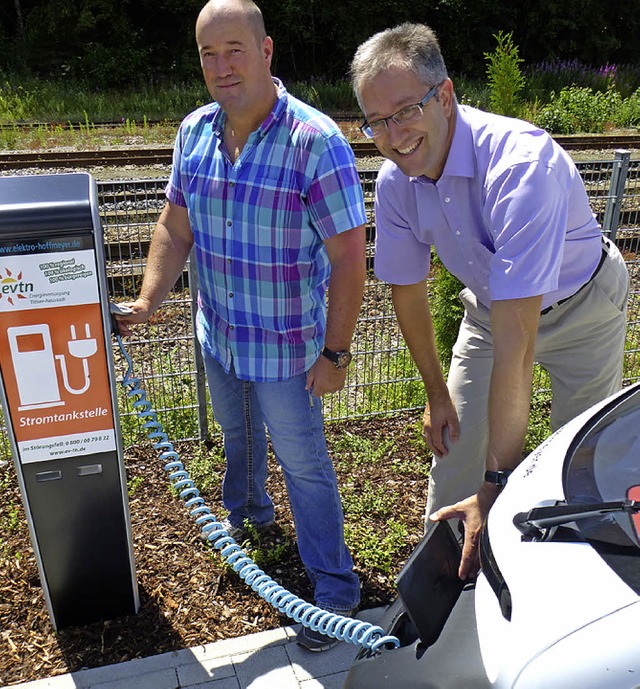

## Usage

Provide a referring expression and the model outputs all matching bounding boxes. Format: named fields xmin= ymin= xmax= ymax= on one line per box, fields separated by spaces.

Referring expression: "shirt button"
xmin=482 ymin=286 xmax=488 ymax=291
xmin=229 ymin=181 xmax=235 ymax=187
xmin=468 ymin=260 xmax=474 ymax=265
xmin=229 ymin=292 xmax=233 ymax=298
xmin=456 ymin=230 xmax=461 ymax=236
xmin=445 ymin=197 xmax=451 ymax=203
xmin=229 ymin=325 xmax=235 ymax=330
xmin=227 ymin=220 xmax=232 ymax=226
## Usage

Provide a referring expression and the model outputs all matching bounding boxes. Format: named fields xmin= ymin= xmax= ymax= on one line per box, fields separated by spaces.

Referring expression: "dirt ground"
xmin=0 ymin=411 xmax=427 ymax=687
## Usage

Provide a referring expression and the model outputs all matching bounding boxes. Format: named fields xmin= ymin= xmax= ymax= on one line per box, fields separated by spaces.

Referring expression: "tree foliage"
xmin=485 ymin=31 xmax=525 ymax=117
xmin=1 ymin=0 xmax=640 ymax=88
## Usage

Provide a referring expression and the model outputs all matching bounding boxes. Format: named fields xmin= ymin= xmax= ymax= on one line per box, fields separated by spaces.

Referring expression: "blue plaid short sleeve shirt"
xmin=165 ymin=79 xmax=366 ymax=381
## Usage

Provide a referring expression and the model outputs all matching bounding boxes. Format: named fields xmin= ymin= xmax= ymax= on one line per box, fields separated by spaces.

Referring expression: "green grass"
xmin=185 ymin=443 xmax=225 ymax=493
xmin=243 ymin=522 xmax=292 ymax=567
xmin=0 ymin=75 xmax=357 ymax=125
xmin=127 ymin=475 xmax=145 ymax=497
xmin=0 ymin=75 xmax=210 ymax=123
xmin=0 ymin=117 xmax=179 ymax=152
xmin=344 ymin=518 xmax=408 ymax=575
xmin=2 ymin=61 xmax=638 ymax=145
xmin=341 ymin=480 xmax=395 ymax=519
xmin=332 ymin=425 xmax=427 ymax=573
xmin=332 ymin=432 xmax=398 ymax=468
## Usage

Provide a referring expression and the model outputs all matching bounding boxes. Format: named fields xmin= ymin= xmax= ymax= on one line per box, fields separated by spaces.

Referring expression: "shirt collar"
xmin=440 ymin=104 xmax=475 ymax=178
xmin=411 ymin=104 xmax=475 ymax=184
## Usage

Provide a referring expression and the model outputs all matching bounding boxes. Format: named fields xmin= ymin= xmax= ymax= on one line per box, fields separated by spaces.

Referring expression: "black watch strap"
xmin=484 ymin=470 xmax=513 ymax=489
xmin=321 ymin=346 xmax=352 ymax=369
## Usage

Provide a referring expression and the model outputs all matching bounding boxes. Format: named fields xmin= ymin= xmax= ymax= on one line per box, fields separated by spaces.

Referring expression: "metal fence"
xmin=2 ymin=150 xmax=640 ymax=451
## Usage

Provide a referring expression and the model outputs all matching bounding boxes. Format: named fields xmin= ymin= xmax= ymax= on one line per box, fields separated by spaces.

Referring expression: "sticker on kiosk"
xmin=0 ymin=240 xmax=116 ymax=463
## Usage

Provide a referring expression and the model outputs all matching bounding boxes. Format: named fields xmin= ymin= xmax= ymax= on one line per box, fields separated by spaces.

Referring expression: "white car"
xmin=345 ymin=383 xmax=640 ymax=688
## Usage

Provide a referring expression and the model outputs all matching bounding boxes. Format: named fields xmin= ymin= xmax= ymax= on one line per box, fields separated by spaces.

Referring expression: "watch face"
xmin=336 ymin=351 xmax=352 ymax=369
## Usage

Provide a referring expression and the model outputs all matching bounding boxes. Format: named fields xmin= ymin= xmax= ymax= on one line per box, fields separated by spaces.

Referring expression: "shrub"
xmin=617 ymin=89 xmax=640 ymax=127
xmin=533 ymin=85 xmax=621 ymax=133
xmin=430 ymin=254 xmax=465 ymax=370
xmin=484 ymin=31 xmax=526 ymax=118
xmin=525 ymin=59 xmax=640 ymax=102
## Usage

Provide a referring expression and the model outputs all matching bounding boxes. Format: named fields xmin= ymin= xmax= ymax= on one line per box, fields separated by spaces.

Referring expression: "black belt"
xmin=540 ymin=238 xmax=609 ymax=316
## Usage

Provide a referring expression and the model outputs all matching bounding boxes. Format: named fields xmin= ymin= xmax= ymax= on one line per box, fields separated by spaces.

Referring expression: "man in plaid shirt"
xmin=118 ymin=0 xmax=366 ymax=651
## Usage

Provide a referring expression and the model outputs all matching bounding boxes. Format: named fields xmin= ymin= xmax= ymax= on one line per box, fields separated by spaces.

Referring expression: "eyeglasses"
xmin=359 ymin=82 xmax=442 ymax=139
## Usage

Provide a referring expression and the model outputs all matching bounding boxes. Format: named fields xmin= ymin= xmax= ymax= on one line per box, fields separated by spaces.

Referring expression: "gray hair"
xmin=350 ymin=23 xmax=449 ymax=106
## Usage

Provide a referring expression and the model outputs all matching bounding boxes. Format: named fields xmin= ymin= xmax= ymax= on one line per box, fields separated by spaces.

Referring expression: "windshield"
xmin=563 ymin=384 xmax=640 ymax=550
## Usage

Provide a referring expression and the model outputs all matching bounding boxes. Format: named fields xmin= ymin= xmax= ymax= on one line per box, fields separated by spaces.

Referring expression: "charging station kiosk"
xmin=0 ymin=173 xmax=139 ymax=629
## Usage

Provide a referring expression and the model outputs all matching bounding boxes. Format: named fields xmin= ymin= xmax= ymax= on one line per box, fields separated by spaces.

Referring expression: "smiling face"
xmin=359 ymin=67 xmax=455 ymax=180
xmin=196 ymin=1 xmax=275 ymax=126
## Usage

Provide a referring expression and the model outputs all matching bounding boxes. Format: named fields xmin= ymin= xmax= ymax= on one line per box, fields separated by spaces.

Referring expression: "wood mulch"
xmin=0 ymin=412 xmax=428 ymax=686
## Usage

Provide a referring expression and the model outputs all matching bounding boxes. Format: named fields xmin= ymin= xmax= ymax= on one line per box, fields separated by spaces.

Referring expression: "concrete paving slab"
xmin=232 ymin=645 xmax=300 ymax=689
xmin=89 ymin=668 xmax=179 ymax=689
xmin=177 ymin=654 xmax=236 ymax=687
xmin=1 ymin=607 xmax=388 ymax=689
xmin=188 ymin=626 xmax=294 ymax=662
xmin=176 ymin=677 xmax=240 ymax=689
xmin=299 ymin=671 xmax=349 ymax=689
xmin=287 ymin=636 xmax=359 ymax=683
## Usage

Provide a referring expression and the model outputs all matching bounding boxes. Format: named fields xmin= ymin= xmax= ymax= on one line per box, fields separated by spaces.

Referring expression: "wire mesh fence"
xmin=1 ymin=152 xmax=640 ymax=452
xmin=614 ymin=156 xmax=640 ymax=388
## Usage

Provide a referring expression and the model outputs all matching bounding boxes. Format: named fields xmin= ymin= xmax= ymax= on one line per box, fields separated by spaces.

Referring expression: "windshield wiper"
xmin=513 ymin=499 xmax=640 ymax=541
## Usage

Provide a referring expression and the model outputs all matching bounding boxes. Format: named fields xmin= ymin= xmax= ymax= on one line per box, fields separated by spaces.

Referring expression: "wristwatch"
xmin=484 ymin=470 xmax=513 ymax=489
xmin=321 ymin=346 xmax=353 ymax=369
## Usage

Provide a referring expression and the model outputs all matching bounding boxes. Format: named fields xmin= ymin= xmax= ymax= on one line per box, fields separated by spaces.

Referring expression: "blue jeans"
xmin=202 ymin=352 xmax=360 ymax=611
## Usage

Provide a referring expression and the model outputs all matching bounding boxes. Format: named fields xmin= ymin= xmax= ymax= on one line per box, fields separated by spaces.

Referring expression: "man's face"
xmin=359 ymin=68 xmax=454 ymax=180
xmin=196 ymin=9 xmax=273 ymax=117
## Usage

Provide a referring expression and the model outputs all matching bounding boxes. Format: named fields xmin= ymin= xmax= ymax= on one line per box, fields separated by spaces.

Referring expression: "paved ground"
xmin=2 ymin=608 xmax=384 ymax=689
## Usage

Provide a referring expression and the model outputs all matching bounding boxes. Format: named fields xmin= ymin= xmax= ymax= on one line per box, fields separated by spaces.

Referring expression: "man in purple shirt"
xmin=118 ymin=0 xmax=365 ymax=651
xmin=350 ymin=23 xmax=629 ymax=579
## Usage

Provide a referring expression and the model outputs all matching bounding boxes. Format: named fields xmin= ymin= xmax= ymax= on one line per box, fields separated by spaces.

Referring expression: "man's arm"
xmin=487 ymin=295 xmax=541 ymax=472
xmin=431 ymin=294 xmax=542 ymax=578
xmin=392 ymin=281 xmax=459 ymax=457
xmin=306 ymin=224 xmax=366 ymax=397
xmin=116 ymin=201 xmax=194 ymax=334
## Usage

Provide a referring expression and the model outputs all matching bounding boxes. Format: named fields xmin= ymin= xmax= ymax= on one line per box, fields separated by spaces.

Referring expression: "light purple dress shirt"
xmin=374 ymin=105 xmax=602 ymax=309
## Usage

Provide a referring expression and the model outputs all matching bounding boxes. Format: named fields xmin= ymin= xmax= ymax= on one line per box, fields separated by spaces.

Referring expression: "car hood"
xmin=476 ymin=383 xmax=640 ymax=687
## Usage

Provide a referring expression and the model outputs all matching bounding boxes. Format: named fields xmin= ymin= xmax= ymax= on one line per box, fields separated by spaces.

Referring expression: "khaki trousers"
xmin=425 ymin=238 xmax=630 ymax=520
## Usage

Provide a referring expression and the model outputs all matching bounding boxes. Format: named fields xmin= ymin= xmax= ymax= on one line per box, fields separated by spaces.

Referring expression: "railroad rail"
xmin=0 ymin=147 xmax=176 ymax=170
xmin=1 ymin=135 xmax=640 ymax=170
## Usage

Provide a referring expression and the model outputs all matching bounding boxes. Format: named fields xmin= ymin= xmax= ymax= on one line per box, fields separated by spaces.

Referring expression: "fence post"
xmin=602 ymin=149 xmax=631 ymax=242
xmin=187 ymin=251 xmax=209 ymax=442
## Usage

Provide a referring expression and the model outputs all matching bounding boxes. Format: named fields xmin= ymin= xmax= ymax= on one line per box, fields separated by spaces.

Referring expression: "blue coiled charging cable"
xmin=115 ymin=334 xmax=400 ymax=653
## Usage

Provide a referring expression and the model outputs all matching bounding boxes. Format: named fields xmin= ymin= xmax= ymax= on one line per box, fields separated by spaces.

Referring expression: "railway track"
xmin=1 ymin=135 xmax=640 ymax=170
xmin=0 ymin=147 xmax=176 ymax=170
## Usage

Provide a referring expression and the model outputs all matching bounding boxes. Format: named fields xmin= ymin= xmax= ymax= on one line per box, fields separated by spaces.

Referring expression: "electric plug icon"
xmin=55 ymin=323 xmax=98 ymax=395
xmin=67 ymin=323 xmax=98 ymax=359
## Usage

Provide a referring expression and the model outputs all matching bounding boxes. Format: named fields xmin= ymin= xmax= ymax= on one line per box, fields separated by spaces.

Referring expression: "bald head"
xmin=197 ymin=0 xmax=266 ymax=47
xmin=195 ymin=0 xmax=276 ymax=130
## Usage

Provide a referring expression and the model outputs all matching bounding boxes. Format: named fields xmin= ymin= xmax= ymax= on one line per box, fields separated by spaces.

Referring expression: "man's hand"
xmin=305 ymin=354 xmax=347 ymax=397
xmin=113 ymin=298 xmax=154 ymax=337
xmin=422 ymin=393 xmax=459 ymax=458
xmin=429 ymin=483 xmax=500 ymax=579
